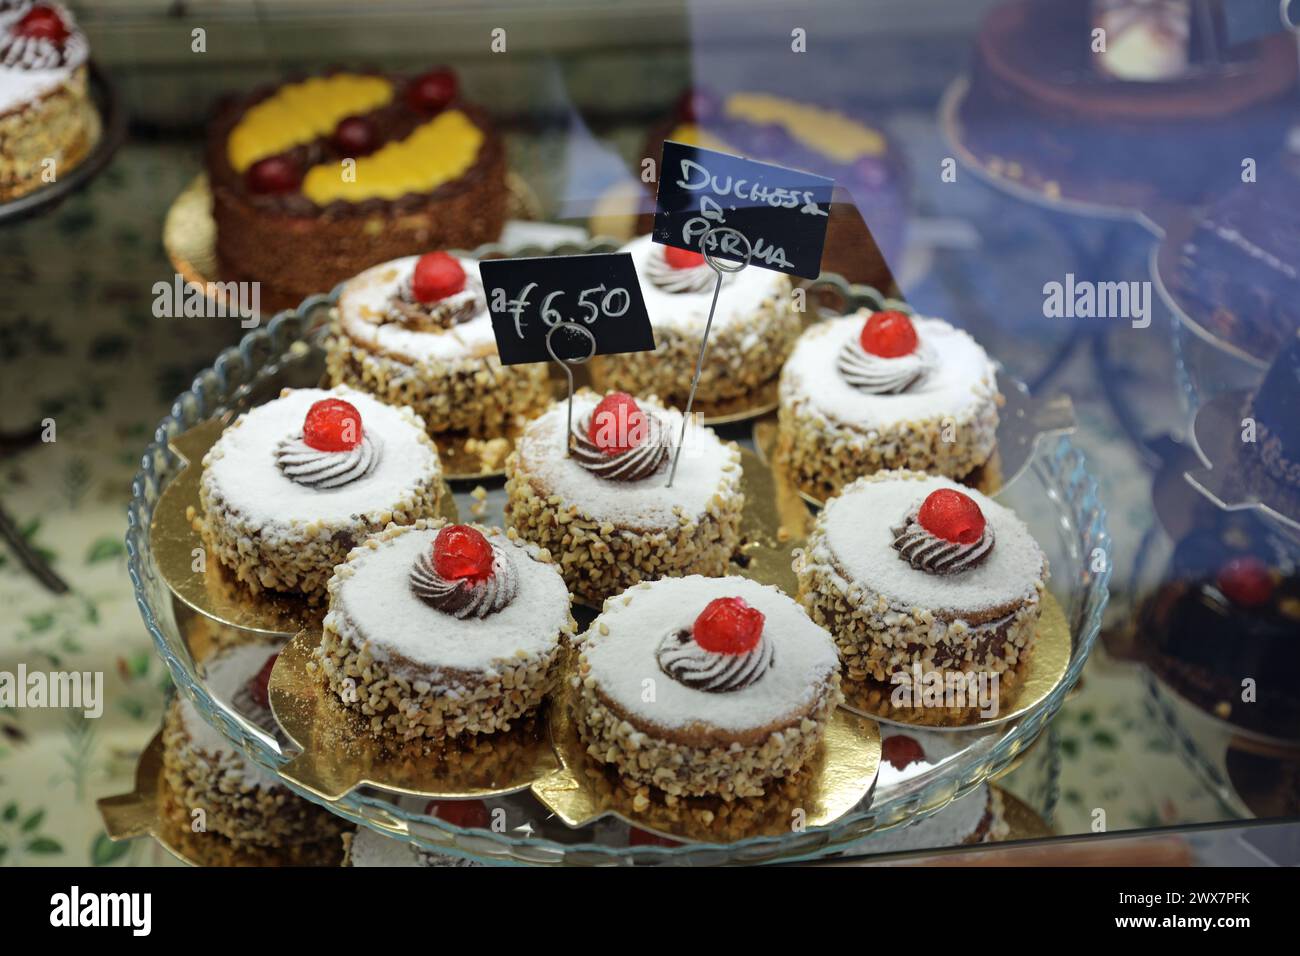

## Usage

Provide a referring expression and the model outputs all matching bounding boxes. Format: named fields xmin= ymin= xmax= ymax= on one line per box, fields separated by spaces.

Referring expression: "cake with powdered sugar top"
xmin=593 ymin=234 xmax=801 ymax=407
xmin=161 ymin=640 xmax=348 ymax=852
xmin=573 ymin=575 xmax=842 ymax=799
xmin=327 ymin=252 xmax=550 ymax=438
xmin=505 ymin=389 xmax=744 ymax=604
xmin=314 ymin=519 xmax=574 ymax=742
xmin=795 ymin=470 xmax=1048 ymax=726
xmin=199 ymin=385 xmax=443 ymax=601
xmin=778 ymin=311 xmax=1001 ymax=500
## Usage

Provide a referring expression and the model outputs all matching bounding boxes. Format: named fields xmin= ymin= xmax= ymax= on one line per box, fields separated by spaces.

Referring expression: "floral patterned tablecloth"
xmin=0 ymin=135 xmax=1231 ymax=866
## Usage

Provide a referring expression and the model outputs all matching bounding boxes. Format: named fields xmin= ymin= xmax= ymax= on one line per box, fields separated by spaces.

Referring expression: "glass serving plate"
xmin=126 ymin=241 xmax=1109 ymax=865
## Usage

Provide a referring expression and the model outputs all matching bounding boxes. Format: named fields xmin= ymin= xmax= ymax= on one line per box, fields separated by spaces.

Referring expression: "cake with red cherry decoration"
xmin=794 ymin=471 xmax=1048 ymax=726
xmin=574 ymin=575 xmax=842 ymax=799
xmin=198 ymin=386 xmax=443 ymax=602
xmin=592 ymin=233 xmax=801 ymax=408
xmin=778 ymin=309 xmax=1001 ymax=501
xmin=313 ymin=519 xmax=574 ymax=742
xmin=504 ymin=389 xmax=744 ymax=605
xmin=327 ymin=251 xmax=551 ymax=440
xmin=206 ymin=66 xmax=506 ymax=311
xmin=161 ymin=640 xmax=348 ymax=863
xmin=0 ymin=3 xmax=100 ymax=201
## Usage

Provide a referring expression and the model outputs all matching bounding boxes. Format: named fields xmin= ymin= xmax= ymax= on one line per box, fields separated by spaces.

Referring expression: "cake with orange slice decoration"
xmin=327 ymin=251 xmax=551 ymax=440
xmin=206 ymin=67 xmax=506 ymax=310
xmin=778 ymin=309 xmax=1002 ymax=501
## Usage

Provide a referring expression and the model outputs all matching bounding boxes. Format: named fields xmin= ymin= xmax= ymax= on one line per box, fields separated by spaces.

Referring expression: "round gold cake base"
xmin=96 ymin=731 xmax=344 ymax=867
xmin=530 ymin=677 xmax=881 ymax=845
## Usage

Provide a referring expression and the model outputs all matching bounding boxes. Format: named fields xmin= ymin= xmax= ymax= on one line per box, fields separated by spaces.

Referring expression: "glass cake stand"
xmin=126 ymin=245 xmax=1110 ymax=865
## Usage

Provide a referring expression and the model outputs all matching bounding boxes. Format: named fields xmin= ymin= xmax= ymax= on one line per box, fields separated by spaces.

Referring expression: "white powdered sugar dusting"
xmin=782 ymin=314 xmax=999 ymax=428
xmin=330 ymin=525 xmax=570 ymax=675
xmin=622 ymin=234 xmax=789 ymax=335
xmin=816 ymin=472 xmax=1046 ymax=612
xmin=858 ymin=784 xmax=992 ymax=852
xmin=337 ymin=255 xmax=498 ymax=364
xmin=514 ymin=392 xmax=737 ymax=526
xmin=349 ymin=827 xmax=421 ymax=867
xmin=177 ymin=641 xmax=282 ymax=790
xmin=0 ymin=3 xmax=87 ymax=114
xmin=202 ymin=386 xmax=439 ymax=533
xmin=581 ymin=575 xmax=840 ymax=733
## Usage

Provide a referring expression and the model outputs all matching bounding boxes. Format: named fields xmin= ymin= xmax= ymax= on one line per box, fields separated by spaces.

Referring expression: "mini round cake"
xmin=1250 ymin=329 xmax=1300 ymax=492
xmin=161 ymin=640 xmax=348 ymax=861
xmin=327 ymin=251 xmax=551 ymax=439
xmin=207 ymin=66 xmax=506 ymax=310
xmin=794 ymin=471 xmax=1048 ymax=725
xmin=592 ymin=234 xmax=801 ymax=407
xmin=863 ymin=784 xmax=1007 ymax=853
xmin=0 ymin=3 xmax=101 ymax=201
xmin=778 ymin=310 xmax=1001 ymax=501
xmin=199 ymin=386 xmax=443 ymax=602
xmin=345 ymin=824 xmax=481 ymax=868
xmin=574 ymin=575 xmax=843 ymax=800
xmin=504 ymin=389 xmax=744 ymax=605
xmin=313 ymin=520 xmax=574 ymax=742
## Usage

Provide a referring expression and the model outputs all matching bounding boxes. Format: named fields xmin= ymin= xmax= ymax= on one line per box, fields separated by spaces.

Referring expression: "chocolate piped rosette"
xmin=778 ymin=310 xmax=1001 ymax=501
xmin=312 ymin=519 xmax=574 ymax=742
xmin=592 ymin=234 xmax=801 ymax=408
xmin=198 ymin=386 xmax=443 ymax=602
xmin=573 ymin=575 xmax=842 ymax=800
xmin=504 ymin=389 xmax=744 ymax=605
xmin=794 ymin=470 xmax=1048 ymax=726
xmin=161 ymin=641 xmax=348 ymax=863
xmin=327 ymin=251 xmax=551 ymax=440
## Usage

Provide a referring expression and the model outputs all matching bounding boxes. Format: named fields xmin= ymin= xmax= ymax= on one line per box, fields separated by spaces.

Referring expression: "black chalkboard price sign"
xmin=478 ymin=253 xmax=656 ymax=366
xmin=652 ymin=140 xmax=834 ymax=279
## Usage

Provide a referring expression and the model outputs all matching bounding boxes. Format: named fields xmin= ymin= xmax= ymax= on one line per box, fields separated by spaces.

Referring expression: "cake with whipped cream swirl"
xmin=592 ymin=234 xmax=801 ymax=407
xmin=505 ymin=389 xmax=744 ymax=605
xmin=329 ymin=252 xmax=551 ymax=441
xmin=795 ymin=471 xmax=1048 ymax=726
xmin=409 ymin=531 xmax=518 ymax=619
xmin=779 ymin=309 xmax=1002 ymax=502
xmin=574 ymin=576 xmax=841 ymax=799
xmin=0 ymin=3 xmax=101 ymax=202
xmin=314 ymin=520 xmax=574 ymax=742
xmin=569 ymin=392 xmax=670 ymax=482
xmin=199 ymin=386 xmax=443 ymax=602
xmin=891 ymin=490 xmax=995 ymax=575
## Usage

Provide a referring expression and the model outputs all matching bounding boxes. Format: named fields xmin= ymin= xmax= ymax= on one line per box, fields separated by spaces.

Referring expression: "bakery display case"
xmin=2 ymin=0 xmax=1299 ymax=871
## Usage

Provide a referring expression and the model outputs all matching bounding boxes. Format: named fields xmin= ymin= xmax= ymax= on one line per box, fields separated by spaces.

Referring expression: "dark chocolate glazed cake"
xmin=961 ymin=0 xmax=1298 ymax=206
xmin=1140 ymin=514 xmax=1300 ymax=741
xmin=207 ymin=68 xmax=506 ymax=311
xmin=1252 ymin=330 xmax=1300 ymax=489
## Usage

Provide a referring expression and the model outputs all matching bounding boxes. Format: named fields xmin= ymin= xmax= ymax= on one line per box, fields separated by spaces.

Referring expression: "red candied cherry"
xmin=245 ymin=153 xmax=303 ymax=195
xmin=425 ymin=799 xmax=491 ymax=830
xmin=917 ymin=488 xmax=986 ymax=545
xmin=664 ymin=245 xmax=706 ymax=270
xmin=407 ymin=67 xmax=458 ymax=113
xmin=693 ymin=597 xmax=765 ymax=655
xmin=411 ymin=251 xmax=466 ymax=303
xmin=248 ymin=653 xmax=279 ymax=710
xmin=1216 ymin=556 xmax=1274 ymax=608
xmin=674 ymin=87 xmax=721 ymax=124
xmin=629 ymin=827 xmax=682 ymax=848
xmin=588 ymin=391 xmax=648 ymax=455
xmin=331 ymin=115 xmax=380 ymax=157
xmin=882 ymin=734 xmax=926 ymax=772
xmin=15 ymin=5 xmax=69 ymax=43
xmin=302 ymin=398 xmax=364 ymax=451
xmin=433 ymin=525 xmax=494 ymax=584
xmin=859 ymin=309 xmax=918 ymax=358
